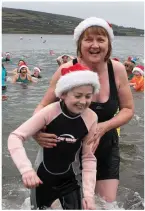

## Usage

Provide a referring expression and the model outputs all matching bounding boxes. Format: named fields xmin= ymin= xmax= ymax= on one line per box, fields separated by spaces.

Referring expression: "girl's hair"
xmin=77 ymin=26 xmax=112 ymax=62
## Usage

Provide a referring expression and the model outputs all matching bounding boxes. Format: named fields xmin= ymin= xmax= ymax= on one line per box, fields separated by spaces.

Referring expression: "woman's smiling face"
xmin=77 ymin=26 xmax=112 ymax=63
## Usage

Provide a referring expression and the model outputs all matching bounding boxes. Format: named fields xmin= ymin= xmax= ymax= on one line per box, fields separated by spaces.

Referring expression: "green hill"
xmin=2 ymin=7 xmax=144 ymax=36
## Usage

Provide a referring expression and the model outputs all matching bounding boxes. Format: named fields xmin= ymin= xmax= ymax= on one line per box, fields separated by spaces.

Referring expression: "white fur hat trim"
xmin=34 ymin=67 xmax=41 ymax=72
xmin=19 ymin=65 xmax=28 ymax=71
xmin=132 ymin=67 xmax=144 ymax=76
xmin=74 ymin=17 xmax=114 ymax=43
xmin=55 ymin=70 xmax=100 ymax=97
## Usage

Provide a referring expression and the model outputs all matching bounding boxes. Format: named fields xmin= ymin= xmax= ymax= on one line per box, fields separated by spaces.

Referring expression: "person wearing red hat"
xmin=12 ymin=65 xmax=34 ymax=83
xmin=130 ymin=65 xmax=144 ymax=91
xmin=8 ymin=64 xmax=100 ymax=209
xmin=12 ymin=60 xmax=31 ymax=75
xmin=33 ymin=17 xmax=134 ymax=209
xmin=31 ymin=67 xmax=42 ymax=79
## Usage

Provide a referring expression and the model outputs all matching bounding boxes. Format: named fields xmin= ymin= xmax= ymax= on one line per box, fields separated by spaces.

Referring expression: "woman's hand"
xmin=22 ymin=169 xmax=43 ymax=189
xmin=33 ymin=131 xmax=58 ymax=148
xmin=88 ymin=122 xmax=109 ymax=153
xmin=82 ymin=197 xmax=96 ymax=210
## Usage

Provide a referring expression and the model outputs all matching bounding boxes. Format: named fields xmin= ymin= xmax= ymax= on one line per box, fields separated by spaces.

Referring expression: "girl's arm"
xmin=7 ymin=106 xmax=51 ymax=175
xmin=82 ymin=121 xmax=97 ymax=209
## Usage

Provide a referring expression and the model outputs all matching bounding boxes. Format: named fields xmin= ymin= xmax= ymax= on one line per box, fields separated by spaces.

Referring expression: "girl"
xmin=130 ymin=65 xmax=144 ymax=91
xmin=8 ymin=63 xmax=100 ymax=210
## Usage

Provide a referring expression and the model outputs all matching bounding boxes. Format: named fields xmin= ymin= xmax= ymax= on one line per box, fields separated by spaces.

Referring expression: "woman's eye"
xmin=75 ymin=96 xmax=81 ymax=98
xmin=98 ymin=38 xmax=104 ymax=42
xmin=86 ymin=95 xmax=91 ymax=99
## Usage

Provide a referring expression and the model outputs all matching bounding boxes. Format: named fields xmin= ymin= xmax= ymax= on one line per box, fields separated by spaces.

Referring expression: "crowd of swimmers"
xmin=2 ymin=52 xmax=144 ymax=101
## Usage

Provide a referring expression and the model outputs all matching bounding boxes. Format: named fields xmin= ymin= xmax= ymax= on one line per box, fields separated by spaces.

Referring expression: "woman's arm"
xmin=12 ymin=74 xmax=18 ymax=83
xmin=105 ymin=61 xmax=134 ymax=131
xmin=27 ymin=74 xmax=36 ymax=83
xmin=12 ymin=68 xmax=18 ymax=75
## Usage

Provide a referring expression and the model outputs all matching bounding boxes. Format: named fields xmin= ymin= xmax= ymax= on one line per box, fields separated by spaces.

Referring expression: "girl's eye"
xmin=75 ymin=96 xmax=81 ymax=98
xmin=86 ymin=95 xmax=92 ymax=99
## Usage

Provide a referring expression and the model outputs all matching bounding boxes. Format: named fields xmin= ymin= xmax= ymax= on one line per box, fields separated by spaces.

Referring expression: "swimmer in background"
xmin=12 ymin=60 xmax=31 ymax=75
xmin=129 ymin=65 xmax=144 ymax=91
xmin=2 ymin=59 xmax=7 ymax=90
xmin=31 ymin=67 xmax=42 ymax=79
xmin=124 ymin=57 xmax=136 ymax=80
xmin=56 ymin=54 xmax=74 ymax=66
xmin=12 ymin=65 xmax=35 ymax=84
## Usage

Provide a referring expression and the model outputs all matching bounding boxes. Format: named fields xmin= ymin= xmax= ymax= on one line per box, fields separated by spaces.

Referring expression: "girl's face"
xmin=81 ymin=33 xmax=108 ymax=64
xmin=61 ymin=85 xmax=94 ymax=115
xmin=133 ymin=71 xmax=141 ymax=76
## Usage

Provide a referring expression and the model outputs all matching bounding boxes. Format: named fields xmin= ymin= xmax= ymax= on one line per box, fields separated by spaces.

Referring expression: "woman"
xmin=31 ymin=67 xmax=42 ymax=79
xmin=12 ymin=60 xmax=31 ymax=75
xmin=12 ymin=65 xmax=34 ymax=83
xmin=8 ymin=64 xmax=100 ymax=209
xmin=34 ymin=17 xmax=134 ymax=209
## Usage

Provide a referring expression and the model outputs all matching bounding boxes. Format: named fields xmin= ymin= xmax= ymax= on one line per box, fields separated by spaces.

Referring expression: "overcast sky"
xmin=2 ymin=1 xmax=144 ymax=29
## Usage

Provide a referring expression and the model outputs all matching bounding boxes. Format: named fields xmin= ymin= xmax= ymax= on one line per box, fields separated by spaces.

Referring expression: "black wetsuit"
xmin=73 ymin=58 xmax=120 ymax=180
xmin=31 ymin=101 xmax=96 ymax=210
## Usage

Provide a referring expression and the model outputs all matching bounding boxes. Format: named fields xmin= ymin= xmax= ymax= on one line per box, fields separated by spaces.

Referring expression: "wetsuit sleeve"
xmin=7 ymin=105 xmax=52 ymax=175
xmin=82 ymin=121 xmax=97 ymax=198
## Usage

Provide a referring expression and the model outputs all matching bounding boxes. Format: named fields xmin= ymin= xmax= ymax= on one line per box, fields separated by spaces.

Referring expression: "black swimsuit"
xmin=73 ymin=58 xmax=120 ymax=180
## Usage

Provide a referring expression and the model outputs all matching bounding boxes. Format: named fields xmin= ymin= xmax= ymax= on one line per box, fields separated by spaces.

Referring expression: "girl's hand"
xmin=22 ymin=169 xmax=43 ymax=189
xmin=82 ymin=197 xmax=96 ymax=210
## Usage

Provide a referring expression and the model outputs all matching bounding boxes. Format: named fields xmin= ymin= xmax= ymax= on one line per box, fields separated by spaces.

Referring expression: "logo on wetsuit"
xmin=57 ymin=134 xmax=77 ymax=143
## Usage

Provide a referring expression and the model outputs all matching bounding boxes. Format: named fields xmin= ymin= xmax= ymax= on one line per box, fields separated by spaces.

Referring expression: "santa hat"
xmin=34 ymin=67 xmax=41 ymax=73
xmin=132 ymin=65 xmax=144 ymax=76
xmin=74 ymin=17 xmax=114 ymax=43
xmin=112 ymin=58 xmax=120 ymax=61
xmin=55 ymin=63 xmax=100 ymax=98
xmin=19 ymin=65 xmax=28 ymax=72
xmin=5 ymin=52 xmax=10 ymax=56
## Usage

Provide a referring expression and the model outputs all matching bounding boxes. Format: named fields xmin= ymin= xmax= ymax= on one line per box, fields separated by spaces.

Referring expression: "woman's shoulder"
xmin=111 ymin=59 xmax=128 ymax=79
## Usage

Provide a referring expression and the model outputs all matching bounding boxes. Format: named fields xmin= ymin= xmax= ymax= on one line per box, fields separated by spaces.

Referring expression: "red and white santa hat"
xmin=132 ymin=65 xmax=144 ymax=76
xmin=34 ymin=67 xmax=41 ymax=72
xmin=74 ymin=17 xmax=114 ymax=43
xmin=55 ymin=63 xmax=100 ymax=98
xmin=19 ymin=65 xmax=28 ymax=72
